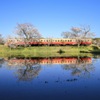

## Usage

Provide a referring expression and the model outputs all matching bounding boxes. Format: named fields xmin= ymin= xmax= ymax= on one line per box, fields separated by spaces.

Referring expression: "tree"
xmin=15 ymin=23 xmax=42 ymax=46
xmin=62 ymin=25 xmax=95 ymax=47
xmin=81 ymin=25 xmax=95 ymax=38
xmin=61 ymin=32 xmax=72 ymax=38
xmin=61 ymin=27 xmax=82 ymax=38
xmin=93 ymin=38 xmax=100 ymax=47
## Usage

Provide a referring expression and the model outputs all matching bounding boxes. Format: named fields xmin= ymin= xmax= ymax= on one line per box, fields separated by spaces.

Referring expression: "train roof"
xmin=7 ymin=38 xmax=92 ymax=40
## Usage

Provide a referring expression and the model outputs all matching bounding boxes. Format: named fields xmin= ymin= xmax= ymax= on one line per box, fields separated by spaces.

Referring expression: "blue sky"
xmin=0 ymin=0 xmax=100 ymax=38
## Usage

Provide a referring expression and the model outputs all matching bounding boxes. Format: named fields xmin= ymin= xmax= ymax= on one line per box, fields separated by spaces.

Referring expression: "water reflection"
xmin=2 ymin=56 xmax=93 ymax=81
xmin=62 ymin=57 xmax=94 ymax=78
xmin=0 ymin=58 xmax=4 ymax=68
xmin=6 ymin=56 xmax=92 ymax=65
xmin=0 ymin=56 xmax=100 ymax=100
xmin=5 ymin=58 xmax=41 ymax=81
xmin=16 ymin=64 xmax=41 ymax=81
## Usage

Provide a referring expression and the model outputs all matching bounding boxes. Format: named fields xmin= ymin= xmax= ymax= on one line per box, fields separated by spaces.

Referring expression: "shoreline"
xmin=0 ymin=45 xmax=100 ymax=57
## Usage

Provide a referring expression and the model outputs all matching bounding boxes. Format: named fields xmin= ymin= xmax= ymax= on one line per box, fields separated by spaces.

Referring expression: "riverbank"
xmin=0 ymin=45 xmax=100 ymax=57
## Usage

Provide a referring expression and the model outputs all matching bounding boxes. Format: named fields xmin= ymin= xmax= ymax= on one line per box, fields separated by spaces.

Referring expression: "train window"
xmin=84 ymin=40 xmax=86 ymax=41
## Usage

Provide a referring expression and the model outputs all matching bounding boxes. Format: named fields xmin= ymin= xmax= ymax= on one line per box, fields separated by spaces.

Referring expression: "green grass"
xmin=0 ymin=45 xmax=100 ymax=57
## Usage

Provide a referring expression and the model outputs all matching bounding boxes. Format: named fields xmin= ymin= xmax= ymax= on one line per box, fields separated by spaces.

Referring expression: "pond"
xmin=0 ymin=56 xmax=100 ymax=100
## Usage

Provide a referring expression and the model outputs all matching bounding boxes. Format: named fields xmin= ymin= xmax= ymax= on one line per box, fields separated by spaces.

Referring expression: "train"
xmin=6 ymin=38 xmax=92 ymax=46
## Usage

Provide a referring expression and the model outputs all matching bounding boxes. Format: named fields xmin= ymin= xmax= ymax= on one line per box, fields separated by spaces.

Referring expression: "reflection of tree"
xmin=78 ymin=64 xmax=94 ymax=78
xmin=62 ymin=58 xmax=94 ymax=78
xmin=16 ymin=58 xmax=41 ymax=81
xmin=0 ymin=58 xmax=4 ymax=68
xmin=16 ymin=64 xmax=41 ymax=81
xmin=6 ymin=58 xmax=41 ymax=81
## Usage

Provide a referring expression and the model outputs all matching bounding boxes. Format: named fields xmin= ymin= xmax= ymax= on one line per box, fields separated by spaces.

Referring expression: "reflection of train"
xmin=6 ymin=38 xmax=92 ymax=46
xmin=7 ymin=57 xmax=92 ymax=65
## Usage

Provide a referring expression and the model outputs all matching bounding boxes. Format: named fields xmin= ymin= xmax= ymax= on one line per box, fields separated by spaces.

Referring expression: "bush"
xmin=57 ymin=49 xmax=65 ymax=54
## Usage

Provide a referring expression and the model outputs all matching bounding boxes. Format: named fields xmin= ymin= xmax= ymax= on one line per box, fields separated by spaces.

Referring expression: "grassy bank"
xmin=0 ymin=45 xmax=100 ymax=57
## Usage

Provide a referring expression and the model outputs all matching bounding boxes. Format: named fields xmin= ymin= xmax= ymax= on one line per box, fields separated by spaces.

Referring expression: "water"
xmin=0 ymin=56 xmax=100 ymax=100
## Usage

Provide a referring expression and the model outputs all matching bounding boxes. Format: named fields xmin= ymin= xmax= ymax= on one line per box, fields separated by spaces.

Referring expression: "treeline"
xmin=0 ymin=23 xmax=99 ymax=47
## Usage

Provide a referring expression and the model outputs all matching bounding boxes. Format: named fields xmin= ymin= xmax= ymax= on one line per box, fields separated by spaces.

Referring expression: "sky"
xmin=0 ymin=0 xmax=100 ymax=38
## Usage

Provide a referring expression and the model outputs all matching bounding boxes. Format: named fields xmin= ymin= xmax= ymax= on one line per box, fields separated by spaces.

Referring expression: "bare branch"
xmin=15 ymin=23 xmax=42 ymax=46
